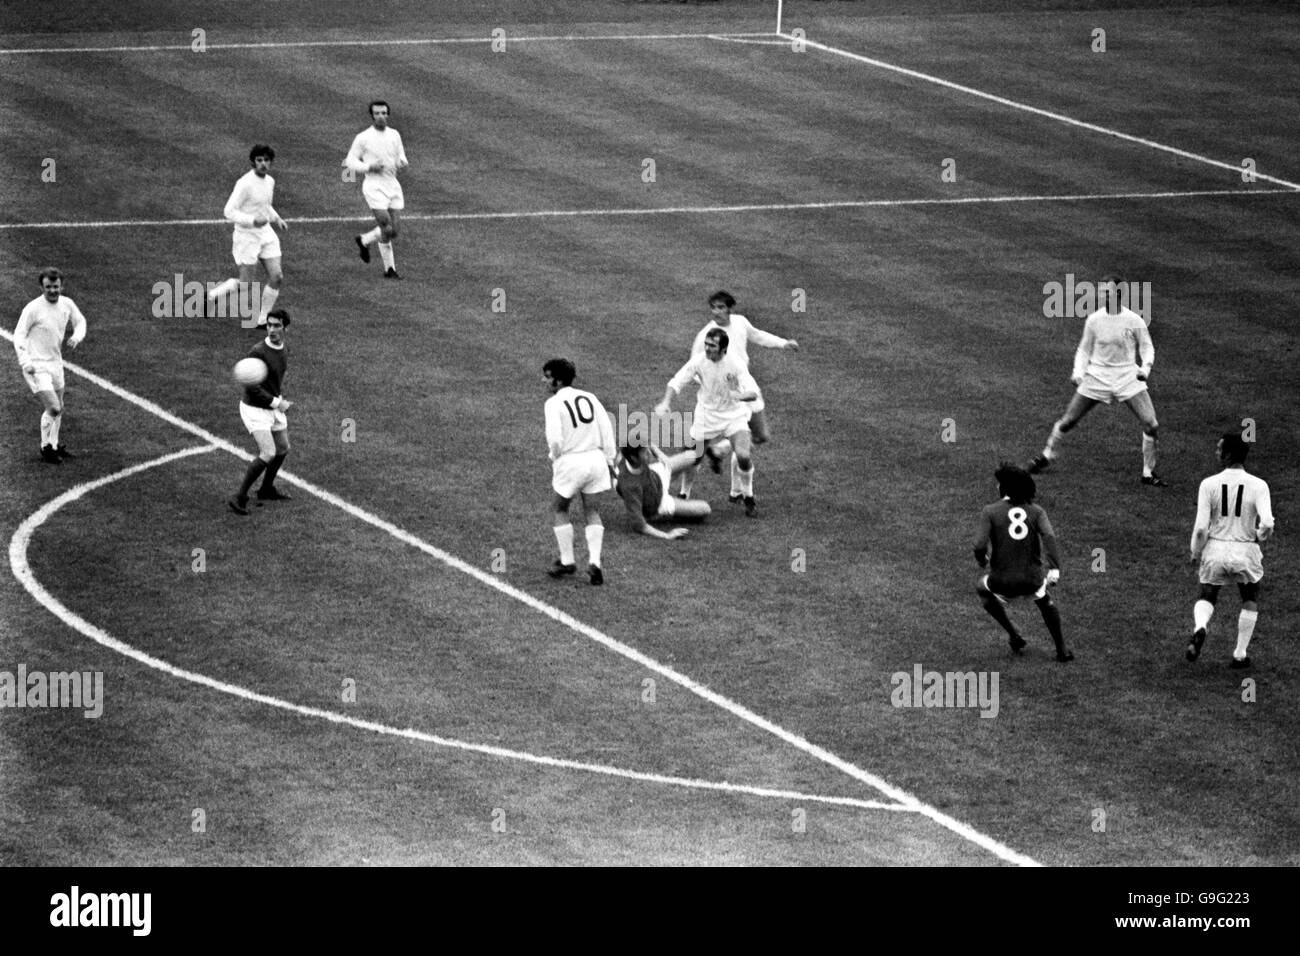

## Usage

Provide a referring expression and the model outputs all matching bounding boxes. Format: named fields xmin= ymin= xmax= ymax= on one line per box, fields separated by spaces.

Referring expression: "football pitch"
xmin=1 ymin=0 xmax=1297 ymax=868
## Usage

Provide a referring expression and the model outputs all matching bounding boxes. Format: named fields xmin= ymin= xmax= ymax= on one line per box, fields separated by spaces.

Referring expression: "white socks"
xmin=553 ymin=523 xmax=575 ymax=565
xmin=361 ymin=226 xmax=383 ymax=246
xmin=207 ymin=277 xmax=239 ymax=300
xmin=585 ymin=524 xmax=604 ymax=568
xmin=257 ymin=286 xmax=279 ymax=323
xmin=555 ymin=523 xmax=602 ymax=568
xmin=378 ymin=241 xmax=395 ymax=270
xmin=1193 ymin=599 xmax=1214 ymax=631
xmin=1235 ymin=610 xmax=1258 ymax=660
xmin=1142 ymin=433 xmax=1157 ymax=476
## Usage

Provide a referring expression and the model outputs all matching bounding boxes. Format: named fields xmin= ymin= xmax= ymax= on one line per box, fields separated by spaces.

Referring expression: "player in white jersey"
xmin=689 ymin=290 xmax=799 ymax=500
xmin=543 ymin=358 xmax=617 ymax=585
xmin=655 ymin=328 xmax=761 ymax=515
xmin=1186 ymin=433 xmax=1274 ymax=668
xmin=206 ymin=145 xmax=287 ymax=328
xmin=346 ymin=100 xmax=408 ymax=280
xmin=13 ymin=268 xmax=87 ymax=463
xmin=1027 ymin=276 xmax=1164 ymax=485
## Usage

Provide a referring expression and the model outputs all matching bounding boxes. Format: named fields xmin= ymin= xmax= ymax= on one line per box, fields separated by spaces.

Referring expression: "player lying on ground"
xmin=973 ymin=463 xmax=1073 ymax=662
xmin=615 ymin=444 xmax=711 ymax=539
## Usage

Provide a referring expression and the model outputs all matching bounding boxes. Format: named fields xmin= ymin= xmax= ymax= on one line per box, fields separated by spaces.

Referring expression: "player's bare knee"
xmin=1239 ymin=582 xmax=1259 ymax=604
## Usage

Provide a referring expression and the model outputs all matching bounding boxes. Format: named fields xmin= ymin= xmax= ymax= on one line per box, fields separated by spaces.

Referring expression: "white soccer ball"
xmin=233 ymin=357 xmax=268 ymax=386
xmin=709 ymin=437 xmax=732 ymax=460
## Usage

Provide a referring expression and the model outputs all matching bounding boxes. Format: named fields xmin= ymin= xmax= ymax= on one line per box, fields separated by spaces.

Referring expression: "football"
xmin=233 ymin=357 xmax=268 ymax=386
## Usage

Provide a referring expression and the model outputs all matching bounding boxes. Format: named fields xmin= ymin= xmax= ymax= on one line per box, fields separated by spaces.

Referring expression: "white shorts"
xmin=240 ymin=401 xmax=288 ymax=434
xmin=233 ymin=227 xmax=281 ymax=266
xmin=1199 ymin=540 xmax=1264 ymax=586
xmin=649 ymin=462 xmax=676 ymax=517
xmin=1076 ymin=369 xmax=1146 ymax=404
xmin=980 ymin=574 xmax=1049 ymax=602
xmin=362 ymin=177 xmax=405 ymax=211
xmin=552 ymin=449 xmax=611 ymax=498
xmin=22 ymin=361 xmax=64 ymax=394
xmin=689 ymin=405 xmax=751 ymax=443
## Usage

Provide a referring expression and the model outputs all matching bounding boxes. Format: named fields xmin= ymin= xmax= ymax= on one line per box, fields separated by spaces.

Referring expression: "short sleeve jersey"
xmin=975 ymin=500 xmax=1058 ymax=595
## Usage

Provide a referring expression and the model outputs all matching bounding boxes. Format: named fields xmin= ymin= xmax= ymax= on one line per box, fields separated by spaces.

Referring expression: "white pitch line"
xmin=0 ymin=327 xmax=1037 ymax=866
xmin=1 ymin=187 xmax=1292 ymax=232
xmin=787 ymin=33 xmax=1300 ymax=193
xmin=7 ymin=454 xmax=906 ymax=815
xmin=0 ymin=31 xmax=777 ymax=56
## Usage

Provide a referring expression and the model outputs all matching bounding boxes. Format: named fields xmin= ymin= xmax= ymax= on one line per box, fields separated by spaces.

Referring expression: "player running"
xmin=686 ymin=290 xmax=799 ymax=500
xmin=973 ymin=463 xmax=1073 ymax=662
xmin=207 ymin=144 xmax=287 ymax=328
xmin=544 ymin=358 xmax=617 ymax=585
xmin=345 ymin=100 xmax=408 ymax=280
xmin=1186 ymin=432 xmax=1274 ymax=668
xmin=615 ymin=444 xmax=711 ymax=539
xmin=655 ymin=328 xmax=760 ymax=515
xmin=1027 ymin=275 xmax=1164 ymax=485
xmin=13 ymin=267 xmax=86 ymax=463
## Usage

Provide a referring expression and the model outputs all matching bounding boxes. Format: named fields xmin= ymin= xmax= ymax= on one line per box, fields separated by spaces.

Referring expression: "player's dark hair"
xmin=705 ymin=328 xmax=729 ymax=352
xmin=709 ymin=290 xmax=736 ymax=309
xmin=994 ymin=462 xmax=1036 ymax=505
xmin=369 ymin=100 xmax=390 ymax=118
xmin=249 ymin=144 xmax=275 ymax=163
xmin=543 ymin=358 xmax=575 ymax=387
xmin=1220 ymin=432 xmax=1249 ymax=464
xmin=266 ymin=308 xmax=290 ymax=328
xmin=38 ymin=267 xmax=62 ymax=285
xmin=620 ymin=445 xmax=645 ymax=464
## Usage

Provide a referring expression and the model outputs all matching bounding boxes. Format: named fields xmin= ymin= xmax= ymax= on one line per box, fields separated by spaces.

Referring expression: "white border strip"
xmin=8 ymin=454 xmax=905 ymax=815
xmin=1 ymin=187 xmax=1290 ymax=231
xmin=0 ymin=329 xmax=1039 ymax=866
xmin=786 ymin=33 xmax=1300 ymax=192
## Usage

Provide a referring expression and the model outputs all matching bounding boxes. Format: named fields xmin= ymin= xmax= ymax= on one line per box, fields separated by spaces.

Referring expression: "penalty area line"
xmin=787 ymin=33 xmax=1300 ymax=193
xmin=0 ymin=327 xmax=1038 ymax=867
xmin=6 ymin=453 xmax=907 ymax=815
xmin=0 ymin=31 xmax=779 ymax=56
xmin=1 ymin=187 xmax=1293 ymax=231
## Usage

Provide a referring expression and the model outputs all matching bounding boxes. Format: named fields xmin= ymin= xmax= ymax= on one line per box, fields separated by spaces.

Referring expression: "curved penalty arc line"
xmin=8 ymin=444 xmax=909 ymax=815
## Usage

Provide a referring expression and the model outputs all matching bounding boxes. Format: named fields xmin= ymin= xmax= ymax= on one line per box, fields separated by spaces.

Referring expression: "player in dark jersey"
xmin=228 ymin=308 xmax=293 ymax=515
xmin=973 ymin=463 xmax=1073 ymax=662
xmin=615 ymin=444 xmax=710 ymax=539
